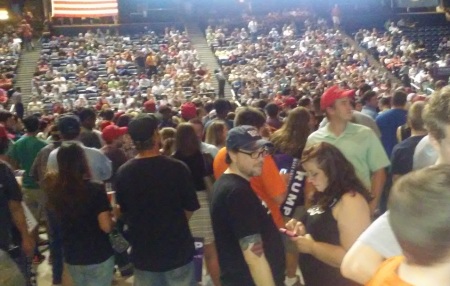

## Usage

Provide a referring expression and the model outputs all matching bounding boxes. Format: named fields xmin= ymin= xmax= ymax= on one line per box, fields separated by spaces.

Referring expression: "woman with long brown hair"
xmin=172 ymin=123 xmax=221 ymax=286
xmin=269 ymin=106 xmax=312 ymax=286
xmin=285 ymin=142 xmax=371 ymax=286
xmin=270 ymin=107 xmax=311 ymax=158
xmin=44 ymin=143 xmax=114 ymax=286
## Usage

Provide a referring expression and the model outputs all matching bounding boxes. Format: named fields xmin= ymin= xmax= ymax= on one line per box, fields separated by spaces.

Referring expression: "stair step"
xmin=184 ymin=20 xmax=234 ymax=100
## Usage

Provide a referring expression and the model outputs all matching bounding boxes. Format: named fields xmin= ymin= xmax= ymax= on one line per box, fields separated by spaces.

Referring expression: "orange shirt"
xmin=213 ymin=147 xmax=286 ymax=227
xmin=366 ymin=256 xmax=413 ymax=286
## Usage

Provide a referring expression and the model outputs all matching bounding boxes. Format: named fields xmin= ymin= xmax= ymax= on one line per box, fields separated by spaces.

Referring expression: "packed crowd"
xmin=355 ymin=23 xmax=450 ymax=90
xmin=27 ymin=27 xmax=215 ymax=116
xmin=1 ymin=8 xmax=450 ymax=286
xmin=0 ymin=24 xmax=24 ymax=106
xmin=207 ymin=15 xmax=398 ymax=115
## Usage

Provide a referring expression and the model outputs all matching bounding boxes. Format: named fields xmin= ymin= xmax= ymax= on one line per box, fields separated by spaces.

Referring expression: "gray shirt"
xmin=47 ymin=141 xmax=112 ymax=182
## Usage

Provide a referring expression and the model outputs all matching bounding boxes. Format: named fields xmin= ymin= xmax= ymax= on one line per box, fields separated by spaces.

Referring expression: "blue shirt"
xmin=47 ymin=141 xmax=112 ymax=182
xmin=361 ymin=105 xmax=378 ymax=120
xmin=376 ymin=108 xmax=408 ymax=156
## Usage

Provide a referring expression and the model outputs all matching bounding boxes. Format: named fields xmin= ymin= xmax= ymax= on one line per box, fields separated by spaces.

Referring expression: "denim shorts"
xmin=134 ymin=261 xmax=196 ymax=286
xmin=66 ymin=256 xmax=114 ymax=286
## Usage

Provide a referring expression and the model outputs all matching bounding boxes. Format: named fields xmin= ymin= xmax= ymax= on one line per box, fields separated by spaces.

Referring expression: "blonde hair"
xmin=205 ymin=120 xmax=227 ymax=148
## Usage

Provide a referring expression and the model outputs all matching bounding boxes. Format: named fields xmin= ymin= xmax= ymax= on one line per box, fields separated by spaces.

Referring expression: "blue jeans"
xmin=134 ymin=261 xmax=196 ymax=286
xmin=67 ymin=256 xmax=114 ymax=286
xmin=47 ymin=210 xmax=63 ymax=284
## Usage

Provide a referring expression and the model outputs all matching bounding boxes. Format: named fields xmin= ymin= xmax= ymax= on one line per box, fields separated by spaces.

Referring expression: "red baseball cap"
xmin=102 ymin=125 xmax=128 ymax=143
xmin=144 ymin=100 xmax=156 ymax=113
xmin=342 ymin=89 xmax=356 ymax=99
xmin=99 ymin=120 xmax=113 ymax=131
xmin=283 ymin=96 xmax=297 ymax=107
xmin=320 ymin=85 xmax=349 ymax=110
xmin=0 ymin=124 xmax=13 ymax=139
xmin=181 ymin=102 xmax=197 ymax=120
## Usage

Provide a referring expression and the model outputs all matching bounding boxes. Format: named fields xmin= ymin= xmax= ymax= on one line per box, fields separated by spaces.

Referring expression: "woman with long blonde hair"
xmin=205 ymin=120 xmax=228 ymax=149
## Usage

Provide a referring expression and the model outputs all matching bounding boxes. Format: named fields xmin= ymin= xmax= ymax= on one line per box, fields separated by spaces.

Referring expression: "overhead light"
xmin=0 ymin=9 xmax=9 ymax=21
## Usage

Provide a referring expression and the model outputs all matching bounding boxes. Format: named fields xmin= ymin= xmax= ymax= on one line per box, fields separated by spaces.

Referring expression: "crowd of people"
xmin=1 ymin=6 xmax=450 ymax=286
xmin=26 ymin=26 xmax=215 ymax=116
xmin=354 ymin=23 xmax=450 ymax=90
xmin=207 ymin=14 xmax=399 ymax=116
xmin=0 ymin=24 xmax=23 ymax=106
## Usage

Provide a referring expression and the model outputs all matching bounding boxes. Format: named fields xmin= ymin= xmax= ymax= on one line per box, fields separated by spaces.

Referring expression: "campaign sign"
xmin=194 ymin=237 xmax=205 ymax=282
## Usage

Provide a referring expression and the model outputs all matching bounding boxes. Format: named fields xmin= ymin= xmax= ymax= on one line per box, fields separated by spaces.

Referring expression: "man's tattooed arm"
xmin=238 ymin=234 xmax=275 ymax=286
xmin=239 ymin=234 xmax=264 ymax=257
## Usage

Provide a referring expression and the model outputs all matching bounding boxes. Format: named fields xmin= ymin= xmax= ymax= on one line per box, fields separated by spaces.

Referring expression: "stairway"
xmin=184 ymin=21 xmax=234 ymax=99
xmin=15 ymin=41 xmax=42 ymax=110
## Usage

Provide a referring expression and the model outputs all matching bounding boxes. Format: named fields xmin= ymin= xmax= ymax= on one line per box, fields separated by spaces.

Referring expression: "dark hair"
xmin=298 ymin=97 xmax=312 ymax=108
xmin=392 ymin=90 xmax=407 ymax=107
xmin=78 ymin=108 xmax=97 ymax=122
xmin=389 ymin=165 xmax=450 ymax=266
xmin=234 ymin=107 xmax=266 ymax=128
xmin=116 ymin=115 xmax=131 ymax=127
xmin=101 ymin=109 xmax=115 ymax=121
xmin=0 ymin=110 xmax=13 ymax=123
xmin=175 ymin=123 xmax=200 ymax=156
xmin=204 ymin=102 xmax=214 ymax=113
xmin=265 ymin=103 xmax=279 ymax=117
xmin=0 ymin=137 xmax=9 ymax=154
xmin=214 ymin=98 xmax=231 ymax=116
xmin=301 ymin=142 xmax=372 ymax=208
xmin=255 ymin=99 xmax=267 ymax=110
xmin=23 ymin=115 xmax=40 ymax=133
xmin=270 ymin=107 xmax=310 ymax=158
xmin=361 ymin=90 xmax=377 ymax=105
xmin=359 ymin=83 xmax=372 ymax=95
xmin=48 ymin=124 xmax=61 ymax=142
xmin=44 ymin=143 xmax=92 ymax=219
xmin=379 ymin=96 xmax=391 ymax=107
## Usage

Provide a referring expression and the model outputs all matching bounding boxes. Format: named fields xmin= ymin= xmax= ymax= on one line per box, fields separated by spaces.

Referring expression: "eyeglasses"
xmin=238 ymin=147 xmax=273 ymax=159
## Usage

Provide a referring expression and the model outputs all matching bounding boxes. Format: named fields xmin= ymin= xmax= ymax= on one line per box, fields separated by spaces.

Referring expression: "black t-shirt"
xmin=173 ymin=151 xmax=211 ymax=191
xmin=115 ymin=156 xmax=200 ymax=271
xmin=391 ymin=135 xmax=426 ymax=176
xmin=211 ymin=174 xmax=285 ymax=286
xmin=60 ymin=181 xmax=113 ymax=265
xmin=101 ymin=145 xmax=128 ymax=184
xmin=0 ymin=161 xmax=22 ymax=251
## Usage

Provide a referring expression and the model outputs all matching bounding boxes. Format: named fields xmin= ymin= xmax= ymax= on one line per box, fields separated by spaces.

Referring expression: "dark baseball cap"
xmin=226 ymin=125 xmax=273 ymax=151
xmin=128 ymin=114 xmax=159 ymax=142
xmin=57 ymin=115 xmax=81 ymax=136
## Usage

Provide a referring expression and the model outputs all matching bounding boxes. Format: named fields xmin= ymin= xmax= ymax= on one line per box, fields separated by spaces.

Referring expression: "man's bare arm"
xmin=239 ymin=234 xmax=276 ymax=286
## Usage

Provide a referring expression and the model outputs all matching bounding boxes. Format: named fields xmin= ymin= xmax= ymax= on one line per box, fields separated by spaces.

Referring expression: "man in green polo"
xmin=7 ymin=115 xmax=48 ymax=263
xmin=307 ymin=86 xmax=390 ymax=215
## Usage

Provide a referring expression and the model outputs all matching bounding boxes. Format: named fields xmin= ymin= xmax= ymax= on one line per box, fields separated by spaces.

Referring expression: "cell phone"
xmin=279 ymin=228 xmax=298 ymax=238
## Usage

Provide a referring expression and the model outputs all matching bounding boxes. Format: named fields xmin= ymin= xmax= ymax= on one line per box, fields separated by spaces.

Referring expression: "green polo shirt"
xmin=7 ymin=135 xmax=48 ymax=189
xmin=307 ymin=122 xmax=390 ymax=189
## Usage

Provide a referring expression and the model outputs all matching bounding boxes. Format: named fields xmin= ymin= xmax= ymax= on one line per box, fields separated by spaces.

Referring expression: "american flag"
xmin=51 ymin=0 xmax=118 ymax=18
